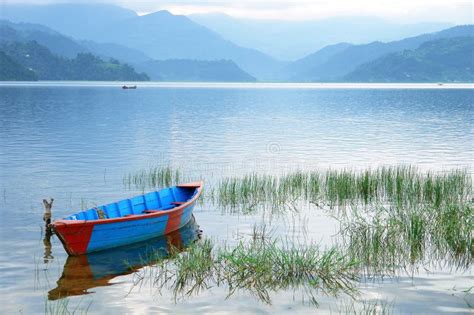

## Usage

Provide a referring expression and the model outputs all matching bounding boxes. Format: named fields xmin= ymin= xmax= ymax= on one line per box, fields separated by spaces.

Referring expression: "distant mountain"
xmin=0 ymin=20 xmax=152 ymax=64
xmin=1 ymin=4 xmax=283 ymax=80
xmin=344 ymin=37 xmax=474 ymax=82
xmin=135 ymin=59 xmax=256 ymax=82
xmin=0 ymin=4 xmax=137 ymax=40
xmin=0 ymin=19 xmax=260 ymax=82
xmin=0 ymin=41 xmax=149 ymax=81
xmin=280 ymin=43 xmax=352 ymax=80
xmin=1 ymin=4 xmax=472 ymax=83
xmin=78 ymin=41 xmax=151 ymax=64
xmin=189 ymin=13 xmax=453 ymax=60
xmin=88 ymin=10 xmax=283 ymax=80
xmin=0 ymin=20 xmax=85 ymax=58
xmin=0 ymin=50 xmax=37 ymax=81
xmin=286 ymin=25 xmax=474 ymax=81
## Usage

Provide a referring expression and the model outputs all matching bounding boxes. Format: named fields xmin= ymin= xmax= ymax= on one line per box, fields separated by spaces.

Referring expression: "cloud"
xmin=2 ymin=0 xmax=472 ymax=23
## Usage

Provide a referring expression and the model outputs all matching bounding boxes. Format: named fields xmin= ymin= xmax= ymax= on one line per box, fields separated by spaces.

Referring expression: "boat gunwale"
xmin=52 ymin=182 xmax=203 ymax=227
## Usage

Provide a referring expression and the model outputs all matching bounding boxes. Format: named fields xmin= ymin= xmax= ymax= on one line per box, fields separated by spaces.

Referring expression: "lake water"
xmin=0 ymin=82 xmax=473 ymax=314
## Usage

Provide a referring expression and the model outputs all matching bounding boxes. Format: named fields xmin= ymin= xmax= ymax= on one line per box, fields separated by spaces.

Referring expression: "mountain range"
xmin=1 ymin=4 xmax=282 ymax=80
xmin=188 ymin=13 xmax=453 ymax=60
xmin=0 ymin=3 xmax=473 ymax=82
xmin=0 ymin=20 xmax=257 ymax=82
xmin=344 ymin=37 xmax=474 ymax=82
xmin=284 ymin=25 xmax=474 ymax=81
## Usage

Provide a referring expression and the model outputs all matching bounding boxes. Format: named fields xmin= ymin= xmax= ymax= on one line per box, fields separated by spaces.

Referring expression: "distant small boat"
xmin=52 ymin=182 xmax=203 ymax=255
xmin=122 ymin=85 xmax=137 ymax=89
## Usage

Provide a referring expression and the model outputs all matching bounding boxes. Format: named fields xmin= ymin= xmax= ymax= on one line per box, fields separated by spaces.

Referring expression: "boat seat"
xmin=143 ymin=210 xmax=160 ymax=214
xmin=142 ymin=201 xmax=184 ymax=214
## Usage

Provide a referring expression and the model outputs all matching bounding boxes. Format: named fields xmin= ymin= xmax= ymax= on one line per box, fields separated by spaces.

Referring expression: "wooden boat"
xmin=48 ymin=217 xmax=201 ymax=300
xmin=52 ymin=182 xmax=203 ymax=256
xmin=122 ymin=85 xmax=137 ymax=89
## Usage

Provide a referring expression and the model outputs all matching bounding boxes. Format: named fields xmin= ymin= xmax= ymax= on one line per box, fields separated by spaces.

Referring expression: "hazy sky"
xmin=2 ymin=0 xmax=473 ymax=23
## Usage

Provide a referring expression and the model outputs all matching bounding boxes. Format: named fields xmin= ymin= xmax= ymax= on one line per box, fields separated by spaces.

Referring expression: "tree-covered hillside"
xmin=285 ymin=25 xmax=474 ymax=82
xmin=0 ymin=20 xmax=152 ymax=64
xmin=344 ymin=37 xmax=474 ymax=82
xmin=0 ymin=50 xmax=37 ymax=81
xmin=0 ymin=41 xmax=149 ymax=81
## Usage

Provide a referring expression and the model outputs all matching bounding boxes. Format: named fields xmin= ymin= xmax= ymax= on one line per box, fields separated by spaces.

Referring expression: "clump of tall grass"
xmin=219 ymin=240 xmax=358 ymax=304
xmin=123 ymin=165 xmax=471 ymax=212
xmin=214 ymin=166 xmax=471 ymax=212
xmin=340 ymin=202 xmax=473 ymax=275
xmin=140 ymin=235 xmax=359 ymax=305
xmin=123 ymin=166 xmax=183 ymax=191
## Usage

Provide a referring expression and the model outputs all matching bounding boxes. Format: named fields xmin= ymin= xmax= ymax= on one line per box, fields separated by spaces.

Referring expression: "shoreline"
xmin=1 ymin=81 xmax=474 ymax=89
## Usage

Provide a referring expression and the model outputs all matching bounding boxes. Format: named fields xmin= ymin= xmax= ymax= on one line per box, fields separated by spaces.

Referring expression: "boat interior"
xmin=65 ymin=186 xmax=198 ymax=221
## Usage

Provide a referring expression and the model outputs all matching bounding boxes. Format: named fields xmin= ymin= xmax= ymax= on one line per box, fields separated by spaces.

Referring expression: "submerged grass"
xmin=124 ymin=165 xmax=472 ymax=299
xmin=332 ymin=298 xmax=394 ymax=315
xmin=340 ymin=202 xmax=473 ymax=274
xmin=45 ymin=297 xmax=91 ymax=315
xmin=136 ymin=234 xmax=359 ymax=306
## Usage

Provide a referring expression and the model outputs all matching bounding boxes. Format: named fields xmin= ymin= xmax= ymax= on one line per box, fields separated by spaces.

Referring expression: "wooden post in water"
xmin=42 ymin=198 xmax=54 ymax=232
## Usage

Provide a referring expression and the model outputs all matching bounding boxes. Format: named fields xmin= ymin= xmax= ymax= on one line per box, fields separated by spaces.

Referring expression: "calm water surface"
xmin=0 ymin=83 xmax=473 ymax=314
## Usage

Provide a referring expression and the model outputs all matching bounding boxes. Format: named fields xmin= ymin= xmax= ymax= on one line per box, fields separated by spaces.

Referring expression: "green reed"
xmin=124 ymin=165 xmax=472 ymax=274
xmin=340 ymin=202 xmax=473 ymax=275
xmin=142 ymin=234 xmax=359 ymax=306
xmin=214 ymin=166 xmax=471 ymax=211
xmin=124 ymin=165 xmax=471 ymax=211
xmin=123 ymin=166 xmax=183 ymax=191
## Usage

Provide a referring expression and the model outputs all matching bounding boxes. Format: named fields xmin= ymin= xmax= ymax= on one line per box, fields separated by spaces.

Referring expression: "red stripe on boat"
xmin=165 ymin=208 xmax=183 ymax=234
xmin=54 ymin=223 xmax=94 ymax=255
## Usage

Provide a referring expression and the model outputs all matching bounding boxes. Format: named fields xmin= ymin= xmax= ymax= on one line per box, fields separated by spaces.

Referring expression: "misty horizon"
xmin=1 ymin=0 xmax=472 ymax=24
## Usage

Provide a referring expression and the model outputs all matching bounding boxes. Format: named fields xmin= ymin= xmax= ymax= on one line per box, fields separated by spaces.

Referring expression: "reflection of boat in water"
xmin=122 ymin=85 xmax=137 ymax=89
xmin=48 ymin=217 xmax=201 ymax=300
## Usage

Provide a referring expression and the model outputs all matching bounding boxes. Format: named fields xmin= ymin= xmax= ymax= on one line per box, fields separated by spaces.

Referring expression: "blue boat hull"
xmin=53 ymin=182 xmax=202 ymax=255
xmin=86 ymin=203 xmax=195 ymax=253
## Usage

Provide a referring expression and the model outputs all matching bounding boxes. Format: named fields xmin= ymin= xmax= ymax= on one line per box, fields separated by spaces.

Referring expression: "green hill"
xmin=0 ymin=20 xmax=152 ymax=64
xmin=0 ymin=50 xmax=37 ymax=81
xmin=0 ymin=41 xmax=149 ymax=81
xmin=285 ymin=25 xmax=474 ymax=82
xmin=344 ymin=37 xmax=474 ymax=82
